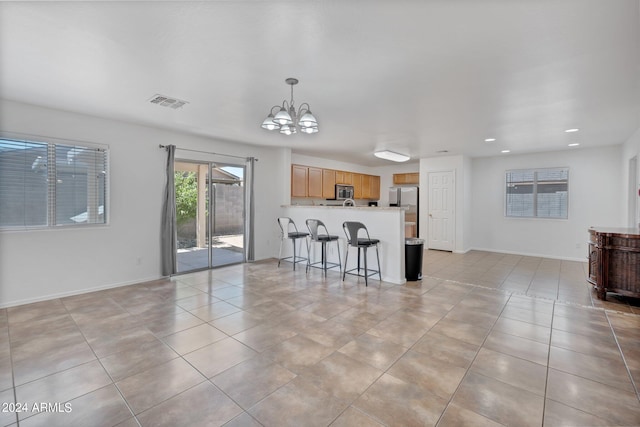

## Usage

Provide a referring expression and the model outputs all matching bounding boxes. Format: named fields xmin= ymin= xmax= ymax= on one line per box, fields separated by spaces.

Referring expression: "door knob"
xmin=429 ymin=213 xmax=433 ymax=217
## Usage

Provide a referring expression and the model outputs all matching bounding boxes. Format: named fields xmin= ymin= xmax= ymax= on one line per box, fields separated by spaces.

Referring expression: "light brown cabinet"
xmin=291 ymin=165 xmax=308 ymax=197
xmin=292 ymin=165 xmax=323 ymax=198
xmin=291 ymin=164 xmax=380 ymax=200
xmin=361 ymin=175 xmax=380 ymax=200
xmin=336 ymin=171 xmax=353 ymax=185
xmin=308 ymin=167 xmax=323 ymax=198
xmin=361 ymin=174 xmax=371 ymax=199
xmin=371 ymin=175 xmax=380 ymax=200
xmin=353 ymin=174 xmax=363 ymax=199
xmin=322 ymin=169 xmax=336 ymax=199
xmin=393 ymin=172 xmax=419 ymax=185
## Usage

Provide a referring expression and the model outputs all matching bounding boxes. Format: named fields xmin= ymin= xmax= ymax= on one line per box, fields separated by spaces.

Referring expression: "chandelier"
xmin=261 ymin=78 xmax=318 ymax=135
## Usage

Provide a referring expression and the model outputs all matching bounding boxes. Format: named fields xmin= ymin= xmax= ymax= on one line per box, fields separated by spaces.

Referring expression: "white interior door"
xmin=428 ymin=171 xmax=454 ymax=251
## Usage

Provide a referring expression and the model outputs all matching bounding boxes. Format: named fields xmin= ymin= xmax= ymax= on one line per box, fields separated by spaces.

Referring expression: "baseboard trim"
xmin=452 ymin=248 xmax=472 ymax=255
xmin=0 ymin=275 xmax=164 ymax=309
xmin=468 ymin=247 xmax=587 ymax=263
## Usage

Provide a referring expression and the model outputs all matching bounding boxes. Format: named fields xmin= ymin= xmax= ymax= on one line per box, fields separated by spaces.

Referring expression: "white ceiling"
xmin=1 ymin=1 xmax=639 ymax=166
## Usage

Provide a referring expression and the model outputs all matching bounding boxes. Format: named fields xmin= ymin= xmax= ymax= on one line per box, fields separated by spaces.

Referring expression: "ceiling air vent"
xmin=148 ymin=94 xmax=188 ymax=109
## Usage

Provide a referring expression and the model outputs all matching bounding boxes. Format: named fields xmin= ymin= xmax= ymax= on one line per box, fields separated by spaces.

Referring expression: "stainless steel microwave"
xmin=335 ymin=184 xmax=354 ymax=200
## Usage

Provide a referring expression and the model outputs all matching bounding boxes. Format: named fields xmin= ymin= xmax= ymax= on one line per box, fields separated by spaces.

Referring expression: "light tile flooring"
xmin=1 ymin=250 xmax=639 ymax=426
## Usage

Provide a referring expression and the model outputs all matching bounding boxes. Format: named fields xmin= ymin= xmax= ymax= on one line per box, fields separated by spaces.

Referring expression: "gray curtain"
xmin=161 ymin=145 xmax=177 ymax=275
xmin=245 ymin=157 xmax=256 ymax=261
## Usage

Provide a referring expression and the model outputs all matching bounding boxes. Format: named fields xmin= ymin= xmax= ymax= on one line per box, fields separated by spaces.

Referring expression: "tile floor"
xmin=1 ymin=250 xmax=639 ymax=426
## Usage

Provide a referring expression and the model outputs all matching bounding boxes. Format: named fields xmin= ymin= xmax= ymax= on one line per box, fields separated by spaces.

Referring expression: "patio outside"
xmin=175 ymin=161 xmax=245 ymax=272
xmin=177 ymin=234 xmax=244 ymax=271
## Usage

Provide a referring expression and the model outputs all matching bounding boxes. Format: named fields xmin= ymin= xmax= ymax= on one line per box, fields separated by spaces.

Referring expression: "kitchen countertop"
xmin=282 ymin=204 xmax=406 ymax=211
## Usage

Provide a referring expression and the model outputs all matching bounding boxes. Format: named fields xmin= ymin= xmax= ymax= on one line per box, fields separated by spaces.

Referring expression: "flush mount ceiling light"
xmin=565 ymin=128 xmax=579 ymax=133
xmin=374 ymin=150 xmax=410 ymax=162
xmin=261 ymin=78 xmax=318 ymax=135
xmin=484 ymin=138 xmax=496 ymax=142
xmin=568 ymin=143 xmax=580 ymax=147
xmin=501 ymin=149 xmax=511 ymax=153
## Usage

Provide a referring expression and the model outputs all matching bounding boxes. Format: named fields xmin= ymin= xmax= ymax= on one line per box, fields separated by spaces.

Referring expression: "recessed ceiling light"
xmin=501 ymin=150 xmax=510 ymax=153
xmin=484 ymin=138 xmax=496 ymax=142
xmin=568 ymin=143 xmax=580 ymax=147
xmin=564 ymin=128 xmax=579 ymax=133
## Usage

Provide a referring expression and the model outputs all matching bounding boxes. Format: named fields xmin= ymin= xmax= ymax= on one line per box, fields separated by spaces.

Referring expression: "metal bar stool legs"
xmin=342 ymin=221 xmax=381 ymax=286
xmin=277 ymin=217 xmax=309 ymax=270
xmin=305 ymin=219 xmax=341 ymax=276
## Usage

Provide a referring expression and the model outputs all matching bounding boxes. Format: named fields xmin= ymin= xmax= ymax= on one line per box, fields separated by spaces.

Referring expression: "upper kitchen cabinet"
xmin=292 ymin=165 xmax=323 ymax=198
xmin=322 ymin=169 xmax=336 ymax=199
xmin=361 ymin=174 xmax=371 ymax=199
xmin=353 ymin=174 xmax=363 ymax=199
xmin=291 ymin=165 xmax=308 ymax=197
xmin=291 ymin=164 xmax=380 ymax=200
xmin=371 ymin=175 xmax=380 ymax=200
xmin=393 ymin=172 xmax=419 ymax=185
xmin=308 ymin=167 xmax=323 ymax=198
xmin=361 ymin=175 xmax=380 ymax=200
xmin=336 ymin=171 xmax=353 ymax=185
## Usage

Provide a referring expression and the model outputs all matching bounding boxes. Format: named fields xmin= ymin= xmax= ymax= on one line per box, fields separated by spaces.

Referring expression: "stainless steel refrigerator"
xmin=389 ymin=186 xmax=419 ymax=237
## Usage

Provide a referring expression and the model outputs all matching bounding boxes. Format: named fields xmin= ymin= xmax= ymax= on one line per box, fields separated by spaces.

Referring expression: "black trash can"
xmin=405 ymin=238 xmax=425 ymax=281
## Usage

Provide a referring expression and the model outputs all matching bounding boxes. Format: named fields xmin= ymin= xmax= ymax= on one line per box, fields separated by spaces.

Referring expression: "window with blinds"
xmin=505 ymin=167 xmax=568 ymax=219
xmin=0 ymin=136 xmax=108 ymax=230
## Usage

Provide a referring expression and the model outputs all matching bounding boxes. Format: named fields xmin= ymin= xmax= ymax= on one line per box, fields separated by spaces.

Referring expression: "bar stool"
xmin=277 ymin=217 xmax=309 ymax=270
xmin=305 ymin=219 xmax=341 ymax=275
xmin=342 ymin=221 xmax=381 ymax=286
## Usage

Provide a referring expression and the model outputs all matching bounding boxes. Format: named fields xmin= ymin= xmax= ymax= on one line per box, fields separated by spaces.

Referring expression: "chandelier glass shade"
xmin=262 ymin=78 xmax=318 ymax=135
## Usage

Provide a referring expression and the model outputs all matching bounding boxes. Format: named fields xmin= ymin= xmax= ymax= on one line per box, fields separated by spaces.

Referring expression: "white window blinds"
xmin=505 ymin=167 xmax=568 ymax=219
xmin=0 ymin=136 xmax=108 ymax=229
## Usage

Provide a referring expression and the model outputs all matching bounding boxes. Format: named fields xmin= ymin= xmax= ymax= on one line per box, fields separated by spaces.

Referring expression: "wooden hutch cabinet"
xmin=588 ymin=227 xmax=640 ymax=300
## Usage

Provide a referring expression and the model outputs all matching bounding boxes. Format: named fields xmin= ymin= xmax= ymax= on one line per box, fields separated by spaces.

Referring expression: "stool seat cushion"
xmin=316 ymin=234 xmax=339 ymax=242
xmin=355 ymin=238 xmax=379 ymax=246
xmin=288 ymin=231 xmax=309 ymax=238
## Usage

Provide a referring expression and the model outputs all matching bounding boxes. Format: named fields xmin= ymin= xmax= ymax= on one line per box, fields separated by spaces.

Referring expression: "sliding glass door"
xmin=209 ymin=164 xmax=245 ymax=267
xmin=174 ymin=160 xmax=245 ymax=273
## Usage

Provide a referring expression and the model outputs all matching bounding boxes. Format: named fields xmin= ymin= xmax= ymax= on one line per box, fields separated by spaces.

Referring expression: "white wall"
xmin=470 ymin=146 xmax=623 ymax=261
xmin=0 ymin=100 xmax=287 ymax=307
xmin=291 ymin=154 xmax=374 ymax=176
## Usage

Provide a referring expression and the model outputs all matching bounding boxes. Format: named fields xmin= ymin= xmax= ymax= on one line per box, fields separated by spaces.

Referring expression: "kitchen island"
xmin=281 ymin=205 xmax=408 ymax=284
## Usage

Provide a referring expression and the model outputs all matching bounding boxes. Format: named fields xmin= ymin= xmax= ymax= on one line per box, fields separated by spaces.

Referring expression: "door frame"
xmin=209 ymin=162 xmax=247 ymax=268
xmin=426 ymin=169 xmax=455 ymax=251
xmin=629 ymin=156 xmax=638 ymax=227
xmin=174 ymin=158 xmax=246 ymax=273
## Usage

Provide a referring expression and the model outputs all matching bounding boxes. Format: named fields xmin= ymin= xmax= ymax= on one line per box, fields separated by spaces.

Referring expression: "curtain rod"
xmin=159 ymin=144 xmax=258 ymax=161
